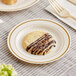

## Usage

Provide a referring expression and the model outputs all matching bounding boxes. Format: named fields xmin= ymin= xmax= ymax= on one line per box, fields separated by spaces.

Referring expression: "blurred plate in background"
xmin=0 ymin=0 xmax=39 ymax=12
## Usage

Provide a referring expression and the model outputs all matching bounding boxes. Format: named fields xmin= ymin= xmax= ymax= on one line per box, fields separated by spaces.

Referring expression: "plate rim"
xmin=0 ymin=0 xmax=39 ymax=12
xmin=7 ymin=19 xmax=70 ymax=64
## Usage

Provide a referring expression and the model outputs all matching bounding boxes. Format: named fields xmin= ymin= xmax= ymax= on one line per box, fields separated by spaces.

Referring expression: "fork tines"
xmin=48 ymin=0 xmax=64 ymax=13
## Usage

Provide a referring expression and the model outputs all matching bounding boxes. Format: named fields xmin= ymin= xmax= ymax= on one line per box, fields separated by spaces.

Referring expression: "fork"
xmin=48 ymin=0 xmax=76 ymax=21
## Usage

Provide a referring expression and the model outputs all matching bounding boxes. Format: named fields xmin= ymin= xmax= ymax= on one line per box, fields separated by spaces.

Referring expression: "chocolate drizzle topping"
xmin=26 ymin=33 xmax=51 ymax=51
xmin=31 ymin=35 xmax=52 ymax=54
xmin=26 ymin=33 xmax=56 ymax=55
xmin=37 ymin=41 xmax=56 ymax=55
xmin=43 ymin=45 xmax=56 ymax=55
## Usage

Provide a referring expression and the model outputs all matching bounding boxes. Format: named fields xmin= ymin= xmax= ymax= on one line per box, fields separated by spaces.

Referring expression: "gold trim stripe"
xmin=8 ymin=19 xmax=70 ymax=64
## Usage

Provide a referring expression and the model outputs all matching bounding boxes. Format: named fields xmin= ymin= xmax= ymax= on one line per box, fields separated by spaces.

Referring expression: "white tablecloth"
xmin=0 ymin=0 xmax=76 ymax=76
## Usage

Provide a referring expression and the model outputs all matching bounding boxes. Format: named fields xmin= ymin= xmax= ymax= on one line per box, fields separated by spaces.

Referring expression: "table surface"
xmin=0 ymin=0 xmax=76 ymax=76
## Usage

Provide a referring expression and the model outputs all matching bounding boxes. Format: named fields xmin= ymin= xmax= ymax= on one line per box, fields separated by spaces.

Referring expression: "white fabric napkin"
xmin=45 ymin=0 xmax=76 ymax=30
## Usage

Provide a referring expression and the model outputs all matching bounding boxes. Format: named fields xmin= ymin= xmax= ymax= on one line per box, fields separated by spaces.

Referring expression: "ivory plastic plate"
xmin=7 ymin=19 xmax=70 ymax=64
xmin=0 ymin=0 xmax=39 ymax=12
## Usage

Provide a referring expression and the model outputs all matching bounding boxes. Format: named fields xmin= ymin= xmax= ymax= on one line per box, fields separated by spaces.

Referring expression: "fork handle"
xmin=70 ymin=15 xmax=76 ymax=21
